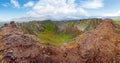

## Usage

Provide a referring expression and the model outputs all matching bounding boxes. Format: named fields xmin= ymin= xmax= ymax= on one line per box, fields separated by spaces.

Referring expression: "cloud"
xmin=103 ymin=11 xmax=120 ymax=16
xmin=2 ymin=3 xmax=8 ymax=7
xmin=23 ymin=1 xmax=34 ymax=8
xmin=27 ymin=0 xmax=88 ymax=20
xmin=81 ymin=0 xmax=104 ymax=9
xmin=10 ymin=0 xmax=20 ymax=8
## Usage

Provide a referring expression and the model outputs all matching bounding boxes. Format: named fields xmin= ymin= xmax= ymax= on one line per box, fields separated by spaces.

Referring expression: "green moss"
xmin=115 ymin=21 xmax=120 ymax=25
xmin=113 ymin=18 xmax=120 ymax=25
xmin=17 ymin=19 xmax=102 ymax=46
xmin=67 ymin=22 xmax=74 ymax=28
xmin=37 ymin=30 xmax=72 ymax=46
xmin=44 ymin=22 xmax=56 ymax=32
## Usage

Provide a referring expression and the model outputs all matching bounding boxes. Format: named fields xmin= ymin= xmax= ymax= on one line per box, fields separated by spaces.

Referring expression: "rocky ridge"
xmin=0 ymin=19 xmax=120 ymax=63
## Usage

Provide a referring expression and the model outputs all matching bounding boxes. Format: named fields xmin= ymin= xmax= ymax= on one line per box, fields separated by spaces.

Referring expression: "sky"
xmin=0 ymin=0 xmax=120 ymax=21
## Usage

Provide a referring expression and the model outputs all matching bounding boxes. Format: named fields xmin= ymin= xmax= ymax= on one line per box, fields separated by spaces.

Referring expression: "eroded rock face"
xmin=76 ymin=19 xmax=118 ymax=63
xmin=58 ymin=19 xmax=120 ymax=63
xmin=0 ymin=19 xmax=120 ymax=63
xmin=0 ymin=22 xmax=40 ymax=63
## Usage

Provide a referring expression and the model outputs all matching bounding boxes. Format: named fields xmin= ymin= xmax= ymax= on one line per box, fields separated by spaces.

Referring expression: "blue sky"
xmin=0 ymin=0 xmax=120 ymax=21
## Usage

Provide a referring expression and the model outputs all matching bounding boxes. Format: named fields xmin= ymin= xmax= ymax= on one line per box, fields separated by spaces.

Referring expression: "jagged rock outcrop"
xmin=0 ymin=19 xmax=120 ymax=63
xmin=0 ymin=21 xmax=41 ymax=63
xmin=0 ymin=22 xmax=65 ymax=63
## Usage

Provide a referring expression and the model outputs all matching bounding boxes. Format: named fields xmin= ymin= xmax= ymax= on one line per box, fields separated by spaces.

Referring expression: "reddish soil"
xmin=0 ymin=19 xmax=120 ymax=63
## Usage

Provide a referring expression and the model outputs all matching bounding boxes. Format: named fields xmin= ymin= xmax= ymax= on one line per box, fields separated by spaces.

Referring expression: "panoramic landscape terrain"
xmin=0 ymin=19 xmax=120 ymax=63
xmin=1 ymin=0 xmax=120 ymax=63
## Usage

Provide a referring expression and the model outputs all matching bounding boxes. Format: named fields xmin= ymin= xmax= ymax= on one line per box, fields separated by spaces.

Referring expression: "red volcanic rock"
xmin=0 ymin=19 xmax=120 ymax=63
xmin=76 ymin=19 xmax=118 ymax=63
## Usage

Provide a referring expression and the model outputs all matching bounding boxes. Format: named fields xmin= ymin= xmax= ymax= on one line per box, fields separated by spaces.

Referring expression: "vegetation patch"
xmin=37 ymin=30 xmax=73 ymax=46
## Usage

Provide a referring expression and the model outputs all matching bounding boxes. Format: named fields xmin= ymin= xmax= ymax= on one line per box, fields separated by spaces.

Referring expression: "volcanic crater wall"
xmin=0 ymin=19 xmax=120 ymax=63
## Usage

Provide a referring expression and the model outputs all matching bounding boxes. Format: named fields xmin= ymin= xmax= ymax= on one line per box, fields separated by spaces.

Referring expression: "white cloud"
xmin=10 ymin=0 xmax=20 ymax=8
xmin=27 ymin=0 xmax=88 ymax=20
xmin=81 ymin=0 xmax=104 ymax=9
xmin=2 ymin=4 xmax=8 ymax=7
xmin=23 ymin=1 xmax=34 ymax=8
xmin=103 ymin=11 xmax=120 ymax=16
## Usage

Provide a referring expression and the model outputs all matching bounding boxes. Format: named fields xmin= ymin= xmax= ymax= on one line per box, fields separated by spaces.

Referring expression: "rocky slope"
xmin=16 ymin=18 xmax=103 ymax=46
xmin=66 ymin=19 xmax=120 ymax=63
xmin=0 ymin=19 xmax=120 ymax=63
xmin=17 ymin=18 xmax=103 ymax=33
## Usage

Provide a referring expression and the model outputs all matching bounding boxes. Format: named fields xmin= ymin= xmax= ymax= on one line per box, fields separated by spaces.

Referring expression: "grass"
xmin=17 ymin=21 xmax=74 ymax=46
xmin=44 ymin=22 xmax=56 ymax=32
xmin=36 ymin=22 xmax=73 ymax=46
xmin=17 ymin=20 xmax=103 ymax=46
xmin=113 ymin=18 xmax=120 ymax=25
xmin=115 ymin=21 xmax=120 ymax=25
xmin=116 ymin=21 xmax=120 ymax=25
xmin=37 ymin=30 xmax=73 ymax=46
